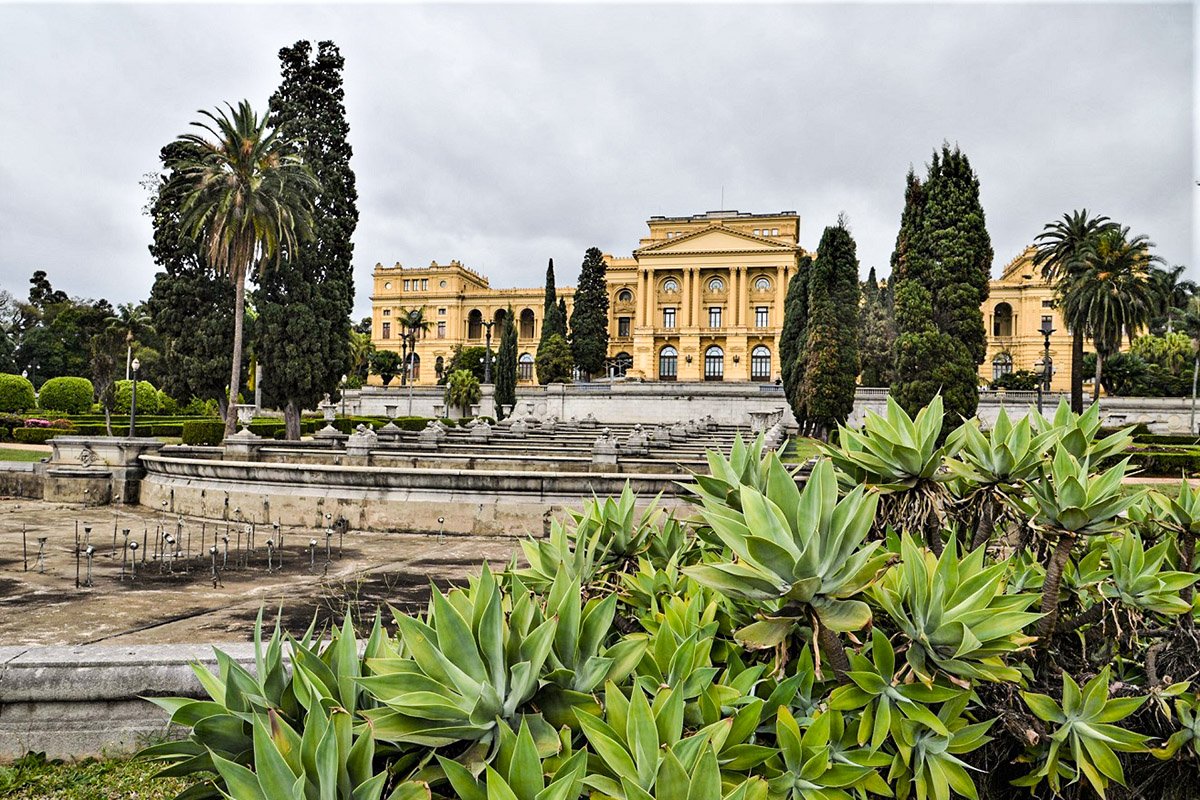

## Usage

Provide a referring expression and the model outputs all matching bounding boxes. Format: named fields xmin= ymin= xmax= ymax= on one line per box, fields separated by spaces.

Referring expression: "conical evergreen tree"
xmin=257 ymin=40 xmax=357 ymax=439
xmin=800 ymin=220 xmax=861 ymax=438
xmin=859 ymin=267 xmax=896 ymax=388
xmin=494 ymin=305 xmax=517 ymax=419
xmin=779 ymin=256 xmax=811 ymax=431
xmin=890 ymin=145 xmax=991 ymax=422
xmin=569 ymin=247 xmax=609 ymax=380
xmin=536 ymin=259 xmax=564 ymax=382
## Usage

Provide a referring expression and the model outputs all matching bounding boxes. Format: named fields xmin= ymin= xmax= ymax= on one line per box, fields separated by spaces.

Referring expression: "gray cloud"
xmin=0 ymin=3 xmax=1191 ymax=320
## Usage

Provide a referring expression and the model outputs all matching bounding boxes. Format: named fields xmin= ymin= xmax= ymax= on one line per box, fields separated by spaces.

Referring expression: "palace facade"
xmin=369 ymin=210 xmax=1074 ymax=390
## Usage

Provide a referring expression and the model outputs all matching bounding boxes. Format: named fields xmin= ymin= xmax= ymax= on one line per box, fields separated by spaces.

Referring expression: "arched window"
xmin=708 ymin=277 xmax=725 ymax=292
xmin=613 ymin=352 xmax=633 ymax=377
xmin=434 ymin=355 xmax=444 ymax=379
xmin=516 ymin=308 xmax=533 ymax=339
xmin=992 ymin=353 xmax=1013 ymax=381
xmin=467 ymin=309 xmax=483 ymax=339
xmin=993 ymin=302 xmax=1013 ymax=338
xmin=662 ymin=278 xmax=679 ymax=293
xmin=659 ymin=346 xmax=678 ymax=381
xmin=617 ymin=289 xmax=633 ymax=303
xmin=754 ymin=276 xmax=771 ymax=291
xmin=704 ymin=345 xmax=724 ymax=381
xmin=406 ymin=352 xmax=421 ymax=383
xmin=751 ymin=345 xmax=771 ymax=381
xmin=494 ymin=308 xmax=507 ymax=326
xmin=518 ymin=353 xmax=534 ymax=381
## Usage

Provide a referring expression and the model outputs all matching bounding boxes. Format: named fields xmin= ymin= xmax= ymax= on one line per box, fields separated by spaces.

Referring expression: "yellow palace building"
xmin=370 ymin=209 xmax=1071 ymax=390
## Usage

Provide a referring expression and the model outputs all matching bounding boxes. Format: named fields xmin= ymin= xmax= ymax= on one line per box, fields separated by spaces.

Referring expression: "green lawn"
xmin=0 ymin=753 xmax=194 ymax=800
xmin=782 ymin=437 xmax=822 ymax=463
xmin=0 ymin=447 xmax=46 ymax=463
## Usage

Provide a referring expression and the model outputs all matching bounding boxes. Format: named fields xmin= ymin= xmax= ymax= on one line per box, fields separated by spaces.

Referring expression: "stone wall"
xmin=0 ymin=643 xmax=255 ymax=759
xmin=0 ymin=464 xmax=43 ymax=500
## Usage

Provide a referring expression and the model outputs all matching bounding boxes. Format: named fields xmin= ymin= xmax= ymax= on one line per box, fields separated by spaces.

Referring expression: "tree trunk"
xmin=224 ymin=272 xmax=246 ymax=439
xmin=1181 ymin=530 xmax=1195 ymax=606
xmin=816 ymin=622 xmax=851 ymax=683
xmin=1092 ymin=349 xmax=1103 ymax=403
xmin=125 ymin=344 xmax=132 ymax=382
xmin=284 ymin=400 xmax=301 ymax=441
xmin=1038 ymin=534 xmax=1076 ymax=643
xmin=103 ymin=405 xmax=112 ymax=437
xmin=1071 ymin=328 xmax=1084 ymax=413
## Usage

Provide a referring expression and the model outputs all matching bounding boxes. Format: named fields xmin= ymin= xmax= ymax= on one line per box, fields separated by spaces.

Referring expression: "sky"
xmin=0 ymin=2 xmax=1193 ymax=320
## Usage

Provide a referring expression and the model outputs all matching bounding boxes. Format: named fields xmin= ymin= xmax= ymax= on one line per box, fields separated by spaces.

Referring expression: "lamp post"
xmin=128 ymin=358 xmax=141 ymax=437
xmin=480 ymin=319 xmax=497 ymax=384
xmin=340 ymin=374 xmax=348 ymax=420
xmin=1037 ymin=318 xmax=1055 ymax=414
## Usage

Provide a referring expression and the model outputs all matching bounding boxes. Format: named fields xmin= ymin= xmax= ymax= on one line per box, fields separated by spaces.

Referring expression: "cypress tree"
xmin=557 ymin=298 xmax=568 ymax=335
xmin=536 ymin=259 xmax=563 ymax=382
xmin=890 ymin=145 xmax=992 ymax=422
xmin=800 ymin=220 xmax=861 ymax=438
xmin=779 ymin=256 xmax=811 ymax=431
xmin=568 ymin=247 xmax=609 ymax=380
xmin=495 ymin=305 xmax=518 ymax=418
xmin=859 ymin=267 xmax=896 ymax=388
xmin=257 ymin=40 xmax=358 ymax=440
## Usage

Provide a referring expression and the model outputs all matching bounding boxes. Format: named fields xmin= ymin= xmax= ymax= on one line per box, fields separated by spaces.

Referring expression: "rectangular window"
xmin=403 ymin=280 xmax=410 ymax=291
xmin=663 ymin=308 xmax=676 ymax=329
xmin=438 ymin=307 xmax=446 ymax=315
xmin=755 ymin=306 xmax=769 ymax=327
xmin=437 ymin=321 xmax=446 ymax=338
xmin=1042 ymin=315 xmax=1054 ymax=331
xmin=1041 ymin=299 xmax=1053 ymax=308
xmin=753 ymin=229 xmax=761 ymax=236
xmin=772 ymin=228 xmax=779 ymax=236
xmin=709 ymin=307 xmax=722 ymax=329
xmin=618 ymin=317 xmax=631 ymax=337
xmin=421 ymin=279 xmax=428 ymax=290
xmin=381 ymin=322 xmax=391 ymax=340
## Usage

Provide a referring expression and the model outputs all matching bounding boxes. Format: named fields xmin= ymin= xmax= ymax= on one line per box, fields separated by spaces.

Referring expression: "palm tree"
xmin=1058 ymin=226 xmax=1161 ymax=402
xmin=1032 ymin=210 xmax=1117 ymax=412
xmin=397 ymin=306 xmax=432 ymax=386
xmin=1149 ymin=263 xmax=1198 ymax=334
xmin=443 ymin=369 xmax=481 ymax=418
xmin=105 ymin=303 xmax=153 ymax=380
xmin=167 ymin=101 xmax=318 ymax=437
xmin=1179 ymin=296 xmax=1200 ymax=433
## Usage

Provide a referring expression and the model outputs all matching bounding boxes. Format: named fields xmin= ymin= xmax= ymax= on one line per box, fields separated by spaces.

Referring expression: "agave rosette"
xmin=1020 ymin=446 xmax=1139 ymax=536
xmin=945 ymin=408 xmax=1056 ymax=490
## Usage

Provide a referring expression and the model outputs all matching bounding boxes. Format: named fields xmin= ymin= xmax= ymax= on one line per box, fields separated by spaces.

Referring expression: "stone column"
xmin=682 ymin=268 xmax=692 ymax=328
xmin=646 ymin=267 xmax=655 ymax=329
xmin=732 ymin=267 xmax=742 ymax=327
xmin=693 ymin=271 xmax=703 ymax=332
xmin=636 ymin=269 xmax=646 ymax=328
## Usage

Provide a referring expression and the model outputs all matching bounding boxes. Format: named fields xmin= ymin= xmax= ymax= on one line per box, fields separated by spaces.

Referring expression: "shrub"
xmin=13 ymin=427 xmax=64 ymax=444
xmin=0 ymin=373 xmax=36 ymax=412
xmin=36 ymin=376 xmax=94 ymax=414
xmin=181 ymin=419 xmax=225 ymax=446
xmin=157 ymin=391 xmax=179 ymax=415
xmin=180 ymin=396 xmax=220 ymax=417
xmin=113 ymin=380 xmax=161 ymax=415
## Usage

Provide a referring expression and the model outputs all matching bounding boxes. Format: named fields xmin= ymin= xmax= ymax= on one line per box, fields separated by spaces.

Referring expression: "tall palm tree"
xmin=397 ymin=306 xmax=432 ymax=386
xmin=167 ymin=101 xmax=318 ymax=436
xmin=1149 ymin=263 xmax=1198 ymax=334
xmin=1058 ymin=226 xmax=1160 ymax=402
xmin=1179 ymin=296 xmax=1200 ymax=433
xmin=105 ymin=303 xmax=153 ymax=380
xmin=1032 ymin=210 xmax=1117 ymax=412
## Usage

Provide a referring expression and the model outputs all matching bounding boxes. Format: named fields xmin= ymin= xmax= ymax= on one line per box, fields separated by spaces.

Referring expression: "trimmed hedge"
xmin=13 ymin=427 xmax=63 ymax=444
xmin=0 ymin=374 xmax=36 ymax=413
xmin=114 ymin=380 xmax=161 ymax=415
xmin=181 ymin=420 xmax=226 ymax=446
xmin=1134 ymin=434 xmax=1200 ymax=447
xmin=1127 ymin=450 xmax=1200 ymax=477
xmin=37 ymin=377 xmax=94 ymax=414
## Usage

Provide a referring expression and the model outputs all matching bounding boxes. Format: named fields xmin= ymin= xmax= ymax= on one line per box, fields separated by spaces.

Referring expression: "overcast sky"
xmin=0 ymin=2 xmax=1193 ymax=320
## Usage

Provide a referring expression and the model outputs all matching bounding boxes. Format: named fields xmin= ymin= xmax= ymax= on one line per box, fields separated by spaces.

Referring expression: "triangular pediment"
xmin=636 ymin=225 xmax=797 ymax=256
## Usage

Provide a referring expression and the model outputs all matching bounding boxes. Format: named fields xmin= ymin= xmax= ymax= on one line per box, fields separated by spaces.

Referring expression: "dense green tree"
xmin=1148 ymin=264 xmax=1197 ymax=335
xmin=892 ymin=280 xmax=978 ymax=423
xmin=535 ymin=259 xmax=564 ymax=383
xmin=556 ymin=298 xmax=568 ymax=336
xmin=494 ymin=305 xmax=518 ymax=418
xmin=0 ymin=328 xmax=15 ymax=375
xmin=146 ymin=142 xmax=242 ymax=417
xmin=858 ymin=267 xmax=895 ymax=388
xmin=1033 ymin=210 xmax=1117 ymax=412
xmin=779 ymin=256 xmax=811 ymax=429
xmin=89 ymin=327 xmax=123 ymax=435
xmin=444 ymin=345 xmax=489 ymax=383
xmin=1060 ymin=226 xmax=1160 ymax=400
xmin=568 ymin=247 xmax=610 ymax=380
xmin=166 ymin=100 xmax=318 ymax=437
xmin=800 ymin=220 xmax=861 ymax=438
xmin=443 ymin=369 xmax=481 ymax=417
xmin=890 ymin=146 xmax=991 ymax=422
xmin=15 ymin=292 xmax=112 ymax=386
xmin=105 ymin=303 xmax=154 ymax=381
xmin=257 ymin=41 xmax=358 ymax=440
xmin=369 ymin=349 xmax=401 ymax=387
xmin=536 ymin=333 xmax=573 ymax=384
xmin=347 ymin=329 xmax=373 ymax=387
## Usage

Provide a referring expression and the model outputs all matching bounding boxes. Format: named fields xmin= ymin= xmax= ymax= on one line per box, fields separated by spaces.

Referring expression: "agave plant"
xmin=1019 ymin=446 xmax=1141 ymax=641
xmin=1031 ymin=399 xmax=1134 ymax=462
xmin=438 ymin=717 xmax=587 ymax=800
xmin=886 ymin=692 xmax=992 ymax=800
xmin=683 ymin=458 xmax=887 ymax=678
xmin=765 ymin=707 xmax=890 ymax=800
xmin=945 ymin=408 xmax=1057 ymax=548
xmin=141 ymin=611 xmax=384 ymax=799
xmin=689 ymin=434 xmax=784 ymax=512
xmin=829 ymin=629 xmax=970 ymax=751
xmin=359 ymin=563 xmax=557 ymax=756
xmin=1155 ymin=691 xmax=1200 ymax=761
xmin=1101 ymin=532 xmax=1198 ymax=617
xmin=821 ymin=394 xmax=960 ymax=554
xmin=632 ymin=591 xmax=721 ymax=702
xmin=1154 ymin=478 xmax=1200 ymax=603
xmin=871 ymin=535 xmax=1042 ymax=684
xmin=1017 ymin=667 xmax=1150 ymax=797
